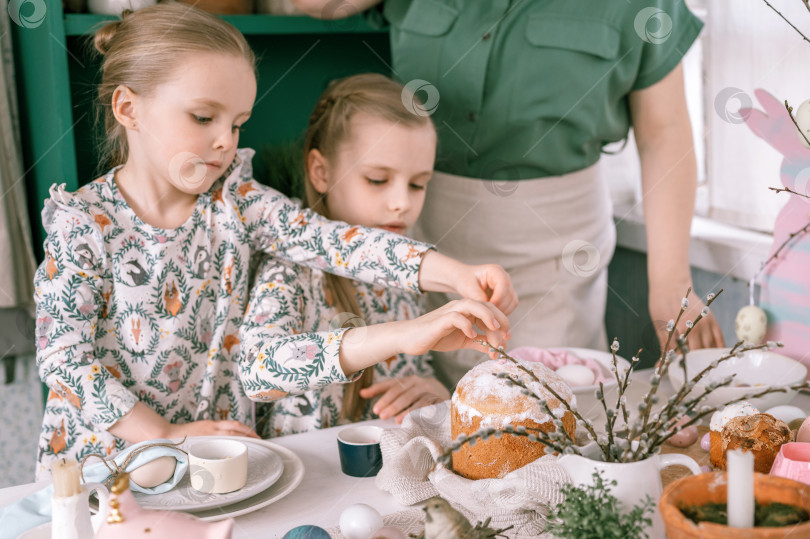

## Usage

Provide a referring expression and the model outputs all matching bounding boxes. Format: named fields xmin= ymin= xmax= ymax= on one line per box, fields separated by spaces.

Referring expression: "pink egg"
xmin=370 ymin=527 xmax=408 ymax=539
xmin=666 ymin=425 xmax=699 ymax=448
xmin=700 ymin=432 xmax=711 ymax=451
xmin=700 ymin=465 xmax=712 ymax=473
xmin=797 ymin=416 xmax=810 ymax=443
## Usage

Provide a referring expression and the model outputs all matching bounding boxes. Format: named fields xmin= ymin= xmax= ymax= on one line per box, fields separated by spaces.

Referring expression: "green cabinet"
xmin=11 ymin=0 xmax=390 ymax=260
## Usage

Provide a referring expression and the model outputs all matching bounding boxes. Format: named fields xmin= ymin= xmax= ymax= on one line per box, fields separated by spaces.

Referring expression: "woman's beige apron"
xmin=413 ymin=162 xmax=616 ymax=388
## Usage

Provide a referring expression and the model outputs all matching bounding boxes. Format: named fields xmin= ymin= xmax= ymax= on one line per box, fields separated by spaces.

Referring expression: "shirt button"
xmin=468 ymin=112 xmax=477 ymax=122
xmin=482 ymin=32 xmax=491 ymax=41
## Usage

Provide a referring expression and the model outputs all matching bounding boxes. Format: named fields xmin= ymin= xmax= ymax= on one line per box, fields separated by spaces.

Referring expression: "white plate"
xmin=185 ymin=439 xmax=305 ymax=521
xmin=24 ymin=440 xmax=303 ymax=535
xmin=131 ymin=436 xmax=283 ymax=512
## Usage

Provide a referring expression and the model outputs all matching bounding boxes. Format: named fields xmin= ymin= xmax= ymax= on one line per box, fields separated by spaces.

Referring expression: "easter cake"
xmin=721 ymin=413 xmax=792 ymax=473
xmin=709 ymin=401 xmax=759 ymax=469
xmin=450 ymin=359 xmax=576 ymax=480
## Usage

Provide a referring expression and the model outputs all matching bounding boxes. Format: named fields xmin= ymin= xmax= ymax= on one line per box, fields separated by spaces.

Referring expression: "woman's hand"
xmin=418 ymin=251 xmax=518 ymax=315
xmin=359 ymin=376 xmax=450 ymax=423
xmin=165 ymin=419 xmax=261 ymax=440
xmin=396 ymin=299 xmax=511 ymax=359
xmin=649 ymin=283 xmax=725 ymax=353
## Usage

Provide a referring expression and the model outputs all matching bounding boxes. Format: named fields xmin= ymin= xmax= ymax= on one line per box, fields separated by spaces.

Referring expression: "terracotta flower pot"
xmin=659 ymin=472 xmax=810 ymax=538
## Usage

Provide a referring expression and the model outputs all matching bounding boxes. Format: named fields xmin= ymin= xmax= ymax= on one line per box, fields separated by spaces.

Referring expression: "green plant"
xmin=546 ymin=470 xmax=653 ymax=539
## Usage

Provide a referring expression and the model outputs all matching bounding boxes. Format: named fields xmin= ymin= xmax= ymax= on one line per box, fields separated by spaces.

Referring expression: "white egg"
xmin=734 ymin=305 xmax=767 ymax=345
xmin=795 ymin=99 xmax=810 ymax=149
xmin=555 ymin=364 xmax=595 ymax=387
xmin=339 ymin=504 xmax=383 ymax=539
xmin=765 ymin=405 xmax=806 ymax=426
xmin=129 ymin=456 xmax=177 ymax=489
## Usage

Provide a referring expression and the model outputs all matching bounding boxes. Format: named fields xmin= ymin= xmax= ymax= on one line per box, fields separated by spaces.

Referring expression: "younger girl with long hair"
xmin=240 ymin=74 xmax=502 ymax=434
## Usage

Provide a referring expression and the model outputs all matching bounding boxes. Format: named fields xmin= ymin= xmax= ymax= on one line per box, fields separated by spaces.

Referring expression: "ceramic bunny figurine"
xmin=94 ymin=473 xmax=234 ymax=539
xmin=740 ymin=89 xmax=810 ymax=368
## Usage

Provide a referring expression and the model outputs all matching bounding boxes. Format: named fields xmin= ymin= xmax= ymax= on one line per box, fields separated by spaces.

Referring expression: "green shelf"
xmin=14 ymin=0 xmax=391 ymax=261
xmin=63 ymin=13 xmax=384 ymax=36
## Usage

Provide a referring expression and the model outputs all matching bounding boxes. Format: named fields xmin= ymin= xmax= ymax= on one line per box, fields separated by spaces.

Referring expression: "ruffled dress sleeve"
xmin=34 ymin=184 xmax=138 ymax=430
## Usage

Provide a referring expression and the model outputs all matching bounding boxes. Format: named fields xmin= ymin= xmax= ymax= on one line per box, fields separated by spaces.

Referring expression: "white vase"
xmin=87 ymin=0 xmax=157 ymax=15
xmin=558 ymin=442 xmax=701 ymax=538
xmin=51 ymin=482 xmax=111 ymax=539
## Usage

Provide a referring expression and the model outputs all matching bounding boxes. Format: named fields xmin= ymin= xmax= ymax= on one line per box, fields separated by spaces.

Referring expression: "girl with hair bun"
xmin=33 ymin=3 xmax=514 ymax=478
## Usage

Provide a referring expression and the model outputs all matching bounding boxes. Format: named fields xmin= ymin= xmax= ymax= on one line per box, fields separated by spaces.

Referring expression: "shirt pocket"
xmin=524 ymin=14 xmax=620 ymax=59
xmin=510 ymin=13 xmax=621 ymax=125
xmin=385 ymin=0 xmax=460 ymax=84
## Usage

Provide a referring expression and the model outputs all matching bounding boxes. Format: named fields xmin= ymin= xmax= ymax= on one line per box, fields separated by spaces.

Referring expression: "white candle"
xmin=727 ymin=449 xmax=755 ymax=528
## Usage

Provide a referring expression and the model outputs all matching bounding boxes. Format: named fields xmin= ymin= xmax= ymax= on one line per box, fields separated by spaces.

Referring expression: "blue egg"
xmin=282 ymin=525 xmax=331 ymax=539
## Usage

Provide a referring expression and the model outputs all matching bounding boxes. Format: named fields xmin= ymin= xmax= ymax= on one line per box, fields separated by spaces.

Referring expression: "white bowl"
xmin=667 ymin=347 xmax=807 ymax=411
xmin=508 ymin=347 xmax=631 ymax=400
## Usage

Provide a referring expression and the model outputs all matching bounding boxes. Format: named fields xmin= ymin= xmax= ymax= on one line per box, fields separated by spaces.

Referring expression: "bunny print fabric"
xmin=33 ymin=148 xmax=431 ymax=479
xmin=742 ymin=89 xmax=810 ymax=370
xmin=240 ymin=254 xmax=435 ymax=437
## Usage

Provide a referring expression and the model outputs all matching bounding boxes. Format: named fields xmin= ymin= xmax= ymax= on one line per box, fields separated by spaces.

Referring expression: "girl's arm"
xmin=337 ymin=299 xmax=509 ymax=375
xmin=418 ymin=250 xmax=519 ymax=315
xmin=239 ymin=258 xmax=510 ymax=401
xmin=629 ymin=63 xmax=725 ymax=350
xmin=238 ymin=258 xmax=359 ymax=400
xmin=35 ymin=201 xmax=138 ymax=434
xmin=290 ymin=0 xmax=382 ymax=18
xmin=231 ymin=168 xmax=518 ymax=315
xmin=108 ymin=402 xmax=259 ymax=442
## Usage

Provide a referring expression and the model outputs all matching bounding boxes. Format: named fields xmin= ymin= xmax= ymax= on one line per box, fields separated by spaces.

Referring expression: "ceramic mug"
xmin=188 ymin=440 xmax=248 ymax=494
xmin=337 ymin=426 xmax=383 ymax=477
xmin=770 ymin=442 xmax=810 ymax=485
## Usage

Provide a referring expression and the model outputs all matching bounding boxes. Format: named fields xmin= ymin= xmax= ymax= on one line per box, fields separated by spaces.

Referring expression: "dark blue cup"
xmin=337 ymin=425 xmax=384 ymax=477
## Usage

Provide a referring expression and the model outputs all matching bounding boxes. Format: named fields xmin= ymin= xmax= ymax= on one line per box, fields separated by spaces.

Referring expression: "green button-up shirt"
xmin=378 ymin=0 xmax=702 ymax=180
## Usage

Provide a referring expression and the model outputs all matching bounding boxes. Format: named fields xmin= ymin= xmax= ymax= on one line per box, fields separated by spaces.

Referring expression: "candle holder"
xmin=659 ymin=472 xmax=810 ymax=538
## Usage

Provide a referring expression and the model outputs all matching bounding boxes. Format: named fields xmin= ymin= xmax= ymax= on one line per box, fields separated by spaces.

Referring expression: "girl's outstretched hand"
xmin=165 ymin=419 xmax=261 ymax=440
xmin=359 ymin=376 xmax=450 ymax=423
xmin=397 ymin=299 xmax=510 ymax=359
xmin=418 ymin=251 xmax=518 ymax=315
xmin=456 ymin=263 xmax=519 ymax=316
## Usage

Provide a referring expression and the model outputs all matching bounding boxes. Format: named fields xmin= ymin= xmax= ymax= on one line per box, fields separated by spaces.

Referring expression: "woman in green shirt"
xmin=294 ymin=0 xmax=725 ymax=387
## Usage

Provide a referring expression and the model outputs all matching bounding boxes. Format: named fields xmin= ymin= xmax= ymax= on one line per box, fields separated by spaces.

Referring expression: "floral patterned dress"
xmin=240 ymin=254 xmax=435 ymax=437
xmin=33 ymin=148 xmax=431 ymax=479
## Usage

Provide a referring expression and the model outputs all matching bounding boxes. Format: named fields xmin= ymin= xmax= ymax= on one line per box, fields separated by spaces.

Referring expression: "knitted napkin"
xmin=374 ymin=401 xmax=568 ymax=537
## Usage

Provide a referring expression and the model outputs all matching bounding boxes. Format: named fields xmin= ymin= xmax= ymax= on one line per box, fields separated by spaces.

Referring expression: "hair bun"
xmin=94 ymin=19 xmax=123 ymax=56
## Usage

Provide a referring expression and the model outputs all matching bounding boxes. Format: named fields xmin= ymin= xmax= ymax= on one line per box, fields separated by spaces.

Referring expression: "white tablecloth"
xmin=2 ymin=371 xmax=808 ymax=538
xmin=0 ymin=418 xmax=408 ymax=538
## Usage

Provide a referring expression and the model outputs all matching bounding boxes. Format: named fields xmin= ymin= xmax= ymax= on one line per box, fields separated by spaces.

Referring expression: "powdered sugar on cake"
xmin=452 ymin=359 xmax=576 ymax=428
